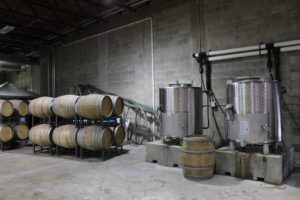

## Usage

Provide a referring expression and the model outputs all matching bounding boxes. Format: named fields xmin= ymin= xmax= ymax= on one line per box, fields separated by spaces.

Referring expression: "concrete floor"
xmin=0 ymin=145 xmax=299 ymax=200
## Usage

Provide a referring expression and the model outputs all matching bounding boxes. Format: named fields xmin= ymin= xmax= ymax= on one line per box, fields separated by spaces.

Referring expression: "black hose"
xmin=212 ymin=107 xmax=224 ymax=142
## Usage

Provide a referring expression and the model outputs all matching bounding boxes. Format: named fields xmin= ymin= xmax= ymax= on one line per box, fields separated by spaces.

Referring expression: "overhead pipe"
xmin=207 ymin=44 xmax=266 ymax=56
xmin=208 ymin=50 xmax=268 ymax=61
xmin=199 ymin=39 xmax=300 ymax=62
xmin=281 ymin=45 xmax=300 ymax=53
xmin=274 ymin=39 xmax=300 ymax=47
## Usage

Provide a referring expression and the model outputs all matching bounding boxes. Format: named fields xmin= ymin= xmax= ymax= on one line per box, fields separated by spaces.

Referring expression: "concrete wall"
xmin=54 ymin=2 xmax=197 ymax=106
xmin=55 ymin=20 xmax=153 ymax=105
xmin=36 ymin=0 xmax=300 ymax=160
xmin=203 ymin=0 xmax=300 ymax=159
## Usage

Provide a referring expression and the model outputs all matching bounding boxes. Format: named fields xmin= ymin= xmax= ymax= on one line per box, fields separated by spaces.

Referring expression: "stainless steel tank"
xmin=159 ymin=82 xmax=202 ymax=138
xmin=226 ymin=77 xmax=282 ymax=146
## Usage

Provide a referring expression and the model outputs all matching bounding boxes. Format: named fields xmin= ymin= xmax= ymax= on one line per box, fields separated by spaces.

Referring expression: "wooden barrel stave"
xmin=180 ymin=135 xmax=215 ymax=179
xmin=75 ymin=94 xmax=113 ymax=119
xmin=52 ymin=95 xmax=79 ymax=119
xmin=10 ymin=100 xmax=29 ymax=116
xmin=29 ymin=124 xmax=53 ymax=147
xmin=0 ymin=125 xmax=14 ymax=142
xmin=109 ymin=95 xmax=124 ymax=116
xmin=52 ymin=125 xmax=78 ymax=149
xmin=77 ymin=125 xmax=112 ymax=151
xmin=13 ymin=124 xmax=29 ymax=140
xmin=0 ymin=100 xmax=14 ymax=117
xmin=112 ymin=124 xmax=125 ymax=146
xmin=29 ymin=97 xmax=54 ymax=118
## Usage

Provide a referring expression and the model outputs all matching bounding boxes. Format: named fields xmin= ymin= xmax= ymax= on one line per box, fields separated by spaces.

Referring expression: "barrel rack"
xmin=31 ymin=115 xmax=124 ymax=161
xmin=74 ymin=115 xmax=123 ymax=160
xmin=0 ymin=115 xmax=29 ymax=151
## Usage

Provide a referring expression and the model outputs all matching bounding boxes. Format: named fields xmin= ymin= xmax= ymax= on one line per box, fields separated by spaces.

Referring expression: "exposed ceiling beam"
xmin=9 ymin=32 xmax=46 ymax=41
xmin=26 ymin=0 xmax=95 ymax=19
xmin=0 ymin=64 xmax=21 ymax=71
xmin=0 ymin=6 xmax=85 ymax=31
xmin=0 ymin=19 xmax=65 ymax=37
xmin=0 ymin=52 xmax=39 ymax=65
xmin=80 ymin=0 xmax=108 ymax=9
xmin=0 ymin=36 xmax=41 ymax=48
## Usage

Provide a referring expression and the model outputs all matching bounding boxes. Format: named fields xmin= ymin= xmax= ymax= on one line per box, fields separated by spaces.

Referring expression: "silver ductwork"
xmin=226 ymin=77 xmax=283 ymax=146
xmin=0 ymin=82 xmax=39 ymax=100
xmin=159 ymin=82 xmax=202 ymax=138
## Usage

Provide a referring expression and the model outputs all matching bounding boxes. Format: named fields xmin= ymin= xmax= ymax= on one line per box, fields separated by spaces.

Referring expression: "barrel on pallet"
xmin=109 ymin=95 xmax=124 ymax=116
xmin=28 ymin=97 xmax=54 ymax=118
xmin=51 ymin=95 xmax=79 ymax=119
xmin=180 ymin=135 xmax=215 ymax=179
xmin=77 ymin=125 xmax=112 ymax=151
xmin=112 ymin=124 xmax=125 ymax=146
xmin=10 ymin=100 xmax=29 ymax=116
xmin=75 ymin=94 xmax=113 ymax=119
xmin=0 ymin=99 xmax=14 ymax=117
xmin=13 ymin=124 xmax=29 ymax=140
xmin=52 ymin=125 xmax=78 ymax=149
xmin=29 ymin=124 xmax=53 ymax=147
xmin=0 ymin=125 xmax=14 ymax=142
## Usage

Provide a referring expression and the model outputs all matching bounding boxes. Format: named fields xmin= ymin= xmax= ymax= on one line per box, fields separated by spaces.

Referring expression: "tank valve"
xmin=262 ymin=124 xmax=271 ymax=131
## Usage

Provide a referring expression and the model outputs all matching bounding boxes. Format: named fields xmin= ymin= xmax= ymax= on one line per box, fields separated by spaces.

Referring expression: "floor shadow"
xmin=284 ymin=166 xmax=300 ymax=188
xmin=1 ymin=146 xmax=130 ymax=162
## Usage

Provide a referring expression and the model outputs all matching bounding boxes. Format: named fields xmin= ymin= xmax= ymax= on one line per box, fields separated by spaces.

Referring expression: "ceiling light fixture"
xmin=0 ymin=25 xmax=15 ymax=34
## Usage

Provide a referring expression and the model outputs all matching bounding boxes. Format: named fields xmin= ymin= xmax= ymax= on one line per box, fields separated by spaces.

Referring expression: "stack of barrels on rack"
xmin=28 ymin=94 xmax=125 ymax=153
xmin=0 ymin=99 xmax=30 ymax=145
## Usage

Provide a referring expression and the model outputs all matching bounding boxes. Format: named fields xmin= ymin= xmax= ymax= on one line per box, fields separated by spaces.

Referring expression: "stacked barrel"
xmin=0 ymin=99 xmax=30 ymax=146
xmin=28 ymin=94 xmax=125 ymax=157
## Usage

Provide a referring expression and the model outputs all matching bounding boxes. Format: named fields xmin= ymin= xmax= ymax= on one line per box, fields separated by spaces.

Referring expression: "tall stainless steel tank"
xmin=159 ymin=82 xmax=202 ymax=138
xmin=226 ymin=78 xmax=282 ymax=146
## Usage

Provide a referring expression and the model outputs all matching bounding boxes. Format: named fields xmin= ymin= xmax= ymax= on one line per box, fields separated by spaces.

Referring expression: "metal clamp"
xmin=225 ymin=104 xmax=233 ymax=121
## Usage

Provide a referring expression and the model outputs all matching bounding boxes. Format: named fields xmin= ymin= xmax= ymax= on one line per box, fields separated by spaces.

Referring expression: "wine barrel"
xmin=29 ymin=97 xmax=54 ymax=118
xmin=112 ymin=124 xmax=125 ymax=146
xmin=52 ymin=125 xmax=78 ymax=149
xmin=180 ymin=135 xmax=215 ymax=179
xmin=52 ymin=95 xmax=79 ymax=119
xmin=0 ymin=100 xmax=14 ymax=117
xmin=13 ymin=124 xmax=29 ymax=140
xmin=10 ymin=100 xmax=29 ymax=116
xmin=0 ymin=125 xmax=14 ymax=142
xmin=77 ymin=125 xmax=112 ymax=151
xmin=109 ymin=95 xmax=124 ymax=116
xmin=29 ymin=124 xmax=53 ymax=147
xmin=75 ymin=94 xmax=113 ymax=119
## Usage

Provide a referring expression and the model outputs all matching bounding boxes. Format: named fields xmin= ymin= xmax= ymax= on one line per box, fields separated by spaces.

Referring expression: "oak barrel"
xmin=77 ymin=125 xmax=112 ymax=151
xmin=0 ymin=99 xmax=14 ymax=117
xmin=180 ymin=135 xmax=215 ymax=179
xmin=52 ymin=95 xmax=79 ymax=119
xmin=0 ymin=125 xmax=14 ymax=142
xmin=28 ymin=97 xmax=54 ymax=118
xmin=75 ymin=94 xmax=113 ymax=119
xmin=13 ymin=124 xmax=29 ymax=140
xmin=29 ymin=124 xmax=53 ymax=147
xmin=10 ymin=100 xmax=29 ymax=116
xmin=52 ymin=125 xmax=78 ymax=149
xmin=112 ymin=124 xmax=125 ymax=146
xmin=109 ymin=95 xmax=124 ymax=116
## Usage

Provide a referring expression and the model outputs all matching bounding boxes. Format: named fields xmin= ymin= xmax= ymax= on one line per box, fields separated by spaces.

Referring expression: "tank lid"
xmin=183 ymin=135 xmax=212 ymax=142
xmin=168 ymin=80 xmax=193 ymax=87
xmin=234 ymin=76 xmax=271 ymax=82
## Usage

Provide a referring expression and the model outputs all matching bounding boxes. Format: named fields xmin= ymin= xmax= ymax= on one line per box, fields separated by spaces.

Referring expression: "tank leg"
xmin=229 ymin=141 xmax=235 ymax=151
xmin=263 ymin=143 xmax=270 ymax=155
